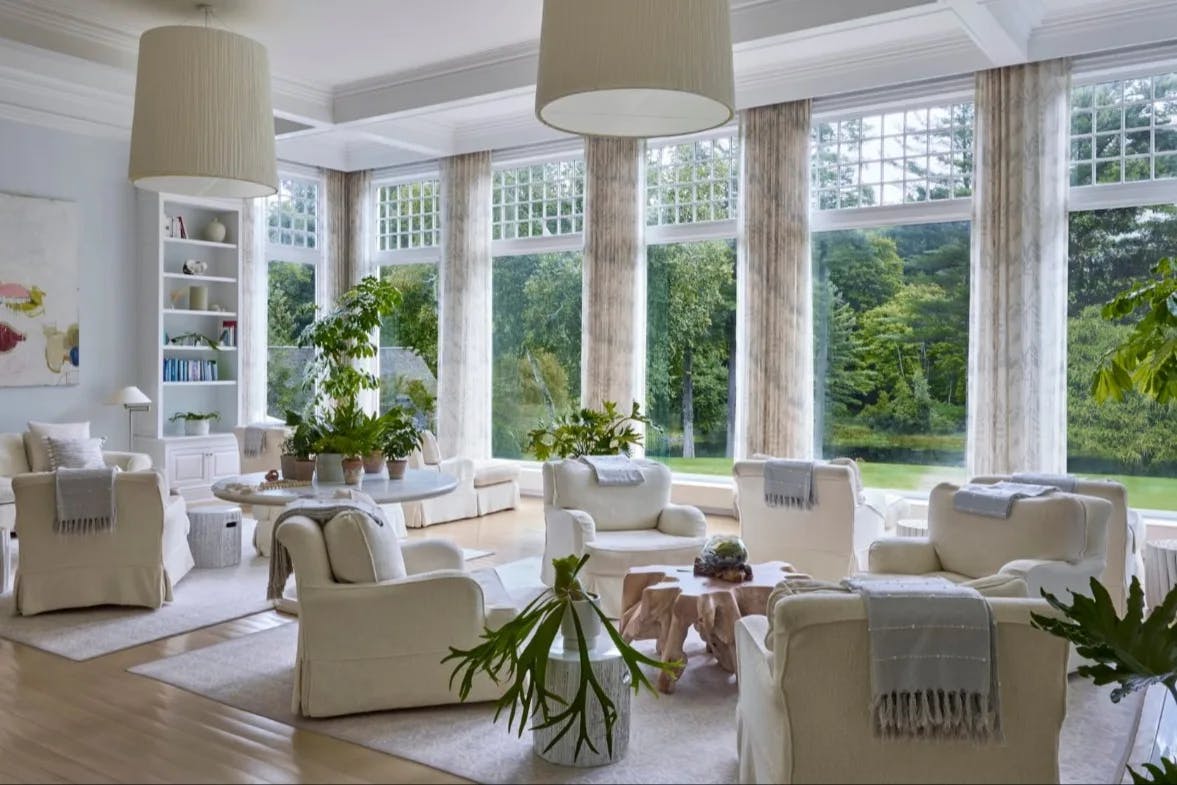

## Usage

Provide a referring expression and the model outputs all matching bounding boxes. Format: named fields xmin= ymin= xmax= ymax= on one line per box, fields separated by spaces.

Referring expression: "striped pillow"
xmin=45 ymin=436 xmax=106 ymax=470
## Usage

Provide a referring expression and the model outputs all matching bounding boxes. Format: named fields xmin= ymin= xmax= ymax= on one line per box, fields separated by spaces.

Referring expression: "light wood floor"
xmin=0 ymin=498 xmax=737 ymax=784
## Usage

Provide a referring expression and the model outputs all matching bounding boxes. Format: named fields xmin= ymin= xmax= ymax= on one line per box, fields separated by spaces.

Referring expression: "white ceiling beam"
xmin=340 ymin=126 xmax=454 ymax=159
xmin=942 ymin=0 xmax=1043 ymax=66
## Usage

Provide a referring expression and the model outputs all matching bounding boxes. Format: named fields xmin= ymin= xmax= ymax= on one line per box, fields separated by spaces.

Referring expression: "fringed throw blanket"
xmin=953 ymin=481 xmax=1055 ymax=519
xmin=579 ymin=454 xmax=644 ymax=486
xmin=763 ymin=459 xmax=815 ymax=509
xmin=242 ymin=424 xmax=269 ymax=458
xmin=1012 ymin=472 xmax=1078 ymax=492
xmin=54 ymin=467 xmax=116 ymax=534
xmin=843 ymin=576 xmax=1000 ymax=742
xmin=267 ymin=494 xmax=388 ymax=600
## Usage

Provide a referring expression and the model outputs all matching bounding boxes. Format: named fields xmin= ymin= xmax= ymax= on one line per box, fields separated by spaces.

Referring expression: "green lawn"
xmin=658 ymin=456 xmax=1177 ymax=512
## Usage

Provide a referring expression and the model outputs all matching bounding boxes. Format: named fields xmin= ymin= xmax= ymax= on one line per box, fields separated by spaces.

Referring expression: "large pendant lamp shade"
xmin=534 ymin=0 xmax=735 ymax=138
xmin=129 ymin=26 xmax=277 ymax=198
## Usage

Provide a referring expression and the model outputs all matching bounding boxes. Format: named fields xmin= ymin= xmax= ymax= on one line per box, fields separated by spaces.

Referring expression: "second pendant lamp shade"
xmin=129 ymin=25 xmax=278 ymax=198
xmin=534 ymin=0 xmax=735 ymax=138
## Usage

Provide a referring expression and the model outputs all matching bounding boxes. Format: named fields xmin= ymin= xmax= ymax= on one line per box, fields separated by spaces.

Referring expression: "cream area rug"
xmin=0 ymin=519 xmax=277 ymax=661
xmin=129 ymin=595 xmax=1144 ymax=784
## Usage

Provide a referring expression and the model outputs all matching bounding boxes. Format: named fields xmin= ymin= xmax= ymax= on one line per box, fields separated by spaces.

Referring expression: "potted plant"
xmin=169 ymin=410 xmax=220 ymax=436
xmin=314 ymin=401 xmax=371 ymax=485
xmin=444 ymin=554 xmax=679 ymax=765
xmin=282 ymin=410 xmax=318 ymax=481
xmin=526 ymin=400 xmax=652 ymax=460
xmin=381 ymin=405 xmax=421 ymax=480
xmin=357 ymin=410 xmax=390 ymax=474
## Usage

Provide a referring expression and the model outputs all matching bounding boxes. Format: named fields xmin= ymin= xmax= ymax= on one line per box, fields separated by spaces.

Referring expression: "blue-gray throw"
xmin=267 ymin=496 xmax=388 ymax=600
xmin=54 ymin=466 xmax=117 ymax=534
xmin=579 ymin=454 xmax=644 ymax=486
xmin=843 ymin=576 xmax=1000 ymax=742
xmin=953 ymin=481 xmax=1055 ymax=519
xmin=242 ymin=423 xmax=270 ymax=458
xmin=1012 ymin=472 xmax=1078 ymax=492
xmin=763 ymin=459 xmax=815 ymax=508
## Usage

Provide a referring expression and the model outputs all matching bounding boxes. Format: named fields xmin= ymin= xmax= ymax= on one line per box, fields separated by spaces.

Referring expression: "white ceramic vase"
xmin=203 ymin=217 xmax=227 ymax=243
xmin=185 ymin=419 xmax=211 ymax=436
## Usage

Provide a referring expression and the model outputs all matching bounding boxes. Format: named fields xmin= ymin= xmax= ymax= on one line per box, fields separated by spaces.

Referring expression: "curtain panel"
xmin=239 ymin=198 xmax=268 ymax=423
xmin=323 ymin=169 xmax=372 ymax=302
xmin=582 ymin=136 xmax=646 ymax=417
xmin=967 ymin=59 xmax=1070 ymax=476
xmin=437 ymin=151 xmax=493 ymax=459
xmin=735 ymin=100 xmax=814 ymax=459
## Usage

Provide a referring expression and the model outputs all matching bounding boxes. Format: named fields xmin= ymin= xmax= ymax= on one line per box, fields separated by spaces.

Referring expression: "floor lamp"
xmin=105 ymin=386 xmax=151 ymax=449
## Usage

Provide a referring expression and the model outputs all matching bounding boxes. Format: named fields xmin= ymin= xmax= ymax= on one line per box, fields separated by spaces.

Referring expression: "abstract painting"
xmin=0 ymin=192 xmax=79 ymax=386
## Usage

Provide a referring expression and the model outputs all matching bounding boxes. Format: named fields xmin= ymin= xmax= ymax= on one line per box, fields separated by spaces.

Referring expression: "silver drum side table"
xmin=1144 ymin=539 xmax=1177 ymax=609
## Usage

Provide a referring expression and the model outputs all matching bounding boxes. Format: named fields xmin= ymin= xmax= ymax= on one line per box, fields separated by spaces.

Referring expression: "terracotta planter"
xmin=280 ymin=454 xmax=296 ymax=480
xmin=363 ymin=450 xmax=384 ymax=474
xmin=291 ymin=459 xmax=316 ymax=482
xmin=386 ymin=458 xmax=408 ymax=480
xmin=341 ymin=457 xmax=364 ymax=485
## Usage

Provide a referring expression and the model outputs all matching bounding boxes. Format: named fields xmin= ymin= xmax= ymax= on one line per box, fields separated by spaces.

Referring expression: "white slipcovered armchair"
xmin=276 ymin=514 xmax=517 ymax=717
xmin=733 ymin=459 xmax=886 ymax=581
xmin=12 ymin=471 xmax=194 ymax=615
xmin=866 ymin=482 xmax=1110 ymax=602
xmin=541 ymin=458 xmax=707 ymax=617
xmin=972 ymin=475 xmax=1143 ymax=614
xmin=735 ymin=592 xmax=1069 ymax=784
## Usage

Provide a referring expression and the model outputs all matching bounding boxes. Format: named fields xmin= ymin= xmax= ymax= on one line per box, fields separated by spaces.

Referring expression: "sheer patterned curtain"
xmin=239 ymin=198 xmax=268 ymax=423
xmin=967 ymin=59 xmax=1070 ymax=476
xmin=581 ymin=136 xmax=645 ymax=414
xmin=735 ymin=100 xmax=813 ymax=459
xmin=437 ymin=151 xmax=493 ymax=459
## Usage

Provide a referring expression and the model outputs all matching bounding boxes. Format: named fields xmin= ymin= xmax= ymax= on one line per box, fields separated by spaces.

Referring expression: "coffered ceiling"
xmin=0 ymin=0 xmax=1175 ymax=172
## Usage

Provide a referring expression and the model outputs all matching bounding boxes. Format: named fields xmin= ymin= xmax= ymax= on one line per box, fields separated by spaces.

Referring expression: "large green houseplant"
xmin=444 ymin=554 xmax=678 ymax=763
xmin=1032 ymin=578 xmax=1177 ymax=784
xmin=526 ymin=400 xmax=652 ymax=460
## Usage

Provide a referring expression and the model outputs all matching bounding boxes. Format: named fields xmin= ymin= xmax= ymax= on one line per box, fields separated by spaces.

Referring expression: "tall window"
xmin=644 ymin=133 xmax=738 ymax=475
xmin=1069 ymin=71 xmax=1177 ymax=186
xmin=373 ymin=176 xmax=441 ymax=428
xmin=491 ymin=155 xmax=585 ymax=458
xmin=266 ymin=176 xmax=321 ymax=418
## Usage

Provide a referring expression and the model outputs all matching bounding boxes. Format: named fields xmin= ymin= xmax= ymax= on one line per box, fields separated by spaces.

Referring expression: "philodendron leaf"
xmin=1129 ymin=757 xmax=1177 ymax=784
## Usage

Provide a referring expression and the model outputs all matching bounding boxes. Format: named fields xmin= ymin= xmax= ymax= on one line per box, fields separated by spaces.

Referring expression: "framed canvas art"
xmin=0 ymin=192 xmax=80 ymax=386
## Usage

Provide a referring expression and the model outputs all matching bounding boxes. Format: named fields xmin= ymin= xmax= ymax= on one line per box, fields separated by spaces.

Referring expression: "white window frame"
xmin=645 ymin=126 xmax=740 ymax=243
xmin=491 ymin=149 xmax=586 ymax=258
xmin=371 ymin=170 xmax=442 ymax=267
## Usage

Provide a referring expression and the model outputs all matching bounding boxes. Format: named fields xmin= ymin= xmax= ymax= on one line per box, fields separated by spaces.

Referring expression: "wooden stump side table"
xmin=618 ymin=561 xmax=806 ymax=693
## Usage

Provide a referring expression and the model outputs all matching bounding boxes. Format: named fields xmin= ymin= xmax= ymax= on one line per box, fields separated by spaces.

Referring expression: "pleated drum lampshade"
xmin=534 ymin=0 xmax=735 ymax=138
xmin=129 ymin=25 xmax=278 ymax=198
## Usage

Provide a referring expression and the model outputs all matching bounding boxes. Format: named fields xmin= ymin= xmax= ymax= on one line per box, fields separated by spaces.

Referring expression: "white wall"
xmin=0 ymin=118 xmax=137 ymax=448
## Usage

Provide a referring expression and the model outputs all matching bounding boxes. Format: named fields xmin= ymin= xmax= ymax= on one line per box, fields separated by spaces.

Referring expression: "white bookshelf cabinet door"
xmin=209 ymin=445 xmax=241 ymax=480
xmin=170 ymin=450 xmax=206 ymax=486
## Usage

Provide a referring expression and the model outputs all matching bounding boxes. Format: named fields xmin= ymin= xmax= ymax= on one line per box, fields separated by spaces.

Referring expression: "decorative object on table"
xmin=186 ymin=504 xmax=242 ymax=568
xmin=264 ymin=469 xmax=279 ymax=482
xmin=444 ymin=554 xmax=678 ymax=765
xmin=619 ymin=561 xmax=807 ymax=692
xmin=105 ymin=385 xmax=151 ymax=447
xmin=188 ymin=285 xmax=209 ymax=311
xmin=527 ymin=400 xmax=651 ymax=460
xmin=534 ymin=0 xmax=734 ymax=138
xmin=1092 ymin=256 xmax=1177 ymax=406
xmin=381 ymin=405 xmax=421 ymax=480
xmin=181 ymin=258 xmax=207 ymax=275
xmin=202 ymin=216 xmax=227 ymax=243
xmin=128 ymin=17 xmax=277 ymax=198
xmin=1032 ymin=576 xmax=1177 ymax=783
xmin=169 ymin=410 xmax=219 ymax=436
xmin=257 ymin=478 xmax=312 ymax=491
xmin=693 ymin=534 xmax=751 ymax=582
xmin=0 ymin=192 xmax=80 ymax=387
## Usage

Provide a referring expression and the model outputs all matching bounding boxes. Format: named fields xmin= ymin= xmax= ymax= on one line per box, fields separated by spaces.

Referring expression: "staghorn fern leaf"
xmin=1129 ymin=757 xmax=1177 ymax=784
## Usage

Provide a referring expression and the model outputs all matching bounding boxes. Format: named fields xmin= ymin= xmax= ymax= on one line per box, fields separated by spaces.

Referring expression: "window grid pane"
xmin=492 ymin=160 xmax=585 ymax=241
xmin=646 ymin=135 xmax=739 ymax=226
xmin=376 ymin=179 xmax=441 ymax=251
xmin=1070 ymin=71 xmax=1177 ymax=186
xmin=811 ymin=102 xmax=975 ymax=211
xmin=267 ymin=177 xmax=320 ymax=248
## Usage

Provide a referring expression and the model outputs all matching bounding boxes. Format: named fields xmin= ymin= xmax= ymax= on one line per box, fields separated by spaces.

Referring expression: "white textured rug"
xmin=129 ymin=614 xmax=1145 ymax=784
xmin=462 ymin=547 xmax=494 ymax=561
xmin=0 ymin=520 xmax=275 ymax=661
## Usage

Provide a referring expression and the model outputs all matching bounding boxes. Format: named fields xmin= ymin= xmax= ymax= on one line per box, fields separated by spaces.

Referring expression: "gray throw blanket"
xmin=267 ymin=495 xmax=388 ymax=600
xmin=1012 ymin=472 xmax=1078 ymax=492
xmin=242 ymin=424 xmax=269 ymax=458
xmin=763 ymin=459 xmax=815 ymax=508
xmin=579 ymin=454 xmax=644 ymax=486
xmin=54 ymin=467 xmax=116 ymax=534
xmin=843 ymin=576 xmax=1000 ymax=742
xmin=953 ymin=481 xmax=1055 ymax=519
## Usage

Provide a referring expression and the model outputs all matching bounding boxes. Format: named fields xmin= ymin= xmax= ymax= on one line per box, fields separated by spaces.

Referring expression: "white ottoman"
xmin=473 ymin=460 xmax=521 ymax=515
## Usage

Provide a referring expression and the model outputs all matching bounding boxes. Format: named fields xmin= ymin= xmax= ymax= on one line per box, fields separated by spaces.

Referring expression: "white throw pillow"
xmin=323 ymin=509 xmax=406 ymax=584
xmin=45 ymin=436 xmax=106 ymax=470
xmin=25 ymin=421 xmax=90 ymax=472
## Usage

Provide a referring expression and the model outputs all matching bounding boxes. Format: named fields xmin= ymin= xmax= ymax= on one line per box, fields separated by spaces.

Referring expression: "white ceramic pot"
xmin=184 ymin=418 xmax=211 ymax=436
xmin=560 ymin=596 xmax=602 ymax=651
xmin=315 ymin=453 xmax=344 ymax=484
xmin=203 ymin=217 xmax=227 ymax=243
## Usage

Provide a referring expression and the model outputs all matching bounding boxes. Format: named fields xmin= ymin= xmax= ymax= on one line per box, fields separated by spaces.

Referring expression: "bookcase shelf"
xmin=164 ymin=237 xmax=237 ymax=250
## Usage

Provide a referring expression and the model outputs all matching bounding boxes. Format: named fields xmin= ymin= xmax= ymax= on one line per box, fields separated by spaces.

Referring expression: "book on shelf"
xmin=162 ymin=359 xmax=218 ymax=382
xmin=218 ymin=319 xmax=237 ymax=347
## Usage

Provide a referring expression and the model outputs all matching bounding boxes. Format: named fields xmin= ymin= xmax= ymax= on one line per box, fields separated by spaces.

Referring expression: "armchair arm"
xmin=438 ymin=456 xmax=475 ymax=485
xmin=401 ymin=538 xmax=464 ymax=575
xmin=104 ymin=451 xmax=152 ymax=472
xmin=867 ymin=537 xmax=942 ymax=574
xmin=1000 ymin=557 xmax=1105 ymax=601
xmin=657 ymin=503 xmax=707 ymax=538
xmin=542 ymin=507 xmax=596 ymax=584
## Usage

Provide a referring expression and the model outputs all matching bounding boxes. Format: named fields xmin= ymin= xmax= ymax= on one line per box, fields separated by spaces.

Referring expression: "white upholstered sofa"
xmin=276 ymin=513 xmax=517 ymax=716
xmin=735 ymin=592 xmax=1070 ymax=784
xmin=12 ymin=470 xmax=194 ymax=615
xmin=541 ymin=458 xmax=707 ymax=617
xmin=404 ymin=431 xmax=520 ymax=527
xmin=866 ymin=482 xmax=1110 ymax=601
xmin=732 ymin=459 xmax=886 ymax=581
